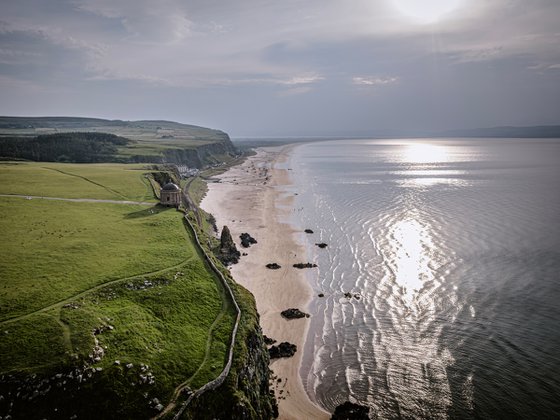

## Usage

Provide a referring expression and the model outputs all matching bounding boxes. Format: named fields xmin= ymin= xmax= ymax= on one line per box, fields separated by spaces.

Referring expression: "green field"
xmin=0 ymin=198 xmax=188 ymax=319
xmin=0 ymin=162 xmax=157 ymax=201
xmin=0 ymin=162 xmax=237 ymax=418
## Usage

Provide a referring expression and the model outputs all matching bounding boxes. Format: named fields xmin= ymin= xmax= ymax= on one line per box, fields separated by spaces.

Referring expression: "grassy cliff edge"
xmin=0 ymin=157 xmax=275 ymax=419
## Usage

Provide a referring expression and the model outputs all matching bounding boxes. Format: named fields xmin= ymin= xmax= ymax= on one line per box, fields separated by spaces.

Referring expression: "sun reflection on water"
xmin=389 ymin=218 xmax=435 ymax=309
xmin=402 ymin=142 xmax=451 ymax=164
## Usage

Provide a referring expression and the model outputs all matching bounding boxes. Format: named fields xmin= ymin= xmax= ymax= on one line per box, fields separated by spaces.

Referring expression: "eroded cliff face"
xmin=130 ymin=139 xmax=237 ymax=168
xmin=185 ymin=322 xmax=277 ymax=419
xmin=161 ymin=139 xmax=237 ymax=168
xmin=230 ymin=328 xmax=277 ymax=419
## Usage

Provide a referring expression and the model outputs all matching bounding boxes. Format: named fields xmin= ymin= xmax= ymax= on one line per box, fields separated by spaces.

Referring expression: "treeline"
xmin=0 ymin=132 xmax=130 ymax=162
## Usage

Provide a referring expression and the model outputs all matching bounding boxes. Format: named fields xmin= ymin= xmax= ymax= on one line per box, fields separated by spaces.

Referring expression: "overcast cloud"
xmin=1 ymin=0 xmax=559 ymax=136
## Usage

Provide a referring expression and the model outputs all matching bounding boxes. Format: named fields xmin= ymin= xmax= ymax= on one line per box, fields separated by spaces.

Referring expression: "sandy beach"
xmin=200 ymin=145 xmax=329 ymax=420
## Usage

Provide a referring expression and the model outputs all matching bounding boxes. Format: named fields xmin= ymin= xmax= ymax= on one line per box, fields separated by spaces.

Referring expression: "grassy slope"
xmin=0 ymin=162 xmax=157 ymax=201
xmin=0 ymin=198 xmax=187 ymax=319
xmin=0 ymin=161 xmax=236 ymax=418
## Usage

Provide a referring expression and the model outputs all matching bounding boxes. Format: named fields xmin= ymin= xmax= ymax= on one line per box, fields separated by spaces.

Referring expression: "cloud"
xmin=1 ymin=0 xmax=560 ymax=134
xmin=169 ymin=73 xmax=325 ymax=89
xmin=278 ymin=74 xmax=325 ymax=85
xmin=73 ymin=0 xmax=193 ymax=43
xmin=0 ymin=19 xmax=107 ymax=59
xmin=278 ymin=86 xmax=313 ymax=96
xmin=352 ymin=76 xmax=398 ymax=86
xmin=4 ymin=0 xmax=560 ymax=88
xmin=0 ymin=47 xmax=41 ymax=65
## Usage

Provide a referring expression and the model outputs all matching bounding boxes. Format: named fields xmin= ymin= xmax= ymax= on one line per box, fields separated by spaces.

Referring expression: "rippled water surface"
xmin=286 ymin=138 xmax=560 ymax=419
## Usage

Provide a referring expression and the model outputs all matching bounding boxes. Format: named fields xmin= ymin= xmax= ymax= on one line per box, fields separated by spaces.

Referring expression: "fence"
xmin=172 ymin=213 xmax=242 ymax=419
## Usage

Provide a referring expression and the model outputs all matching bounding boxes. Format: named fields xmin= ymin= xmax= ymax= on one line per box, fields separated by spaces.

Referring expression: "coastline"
xmin=200 ymin=145 xmax=329 ymax=420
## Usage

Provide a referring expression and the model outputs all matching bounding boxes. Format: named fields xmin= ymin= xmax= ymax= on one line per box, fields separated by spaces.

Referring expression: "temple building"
xmin=160 ymin=182 xmax=181 ymax=207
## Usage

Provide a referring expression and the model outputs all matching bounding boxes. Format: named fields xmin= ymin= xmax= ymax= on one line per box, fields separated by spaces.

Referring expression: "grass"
xmin=0 ymin=197 xmax=188 ymax=320
xmin=0 ymin=161 xmax=157 ymax=201
xmin=184 ymin=177 xmax=208 ymax=206
xmin=0 ymin=162 xmax=239 ymax=419
xmin=0 ymin=258 xmax=234 ymax=418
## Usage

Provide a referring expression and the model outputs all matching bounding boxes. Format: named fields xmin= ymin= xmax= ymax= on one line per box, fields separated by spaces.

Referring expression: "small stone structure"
xmin=160 ymin=182 xmax=181 ymax=207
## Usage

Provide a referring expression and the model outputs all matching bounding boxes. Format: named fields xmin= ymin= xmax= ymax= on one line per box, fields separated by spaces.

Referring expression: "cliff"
xmin=0 ymin=116 xmax=238 ymax=168
xmin=183 ymin=283 xmax=277 ymax=419
xmin=159 ymin=139 xmax=237 ymax=168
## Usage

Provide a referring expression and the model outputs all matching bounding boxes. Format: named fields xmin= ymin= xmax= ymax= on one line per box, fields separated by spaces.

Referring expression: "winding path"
xmin=156 ymin=178 xmax=242 ymax=419
xmin=0 ymin=258 xmax=193 ymax=325
xmin=0 ymin=193 xmax=154 ymax=206
xmin=2 ymin=169 xmax=241 ymax=420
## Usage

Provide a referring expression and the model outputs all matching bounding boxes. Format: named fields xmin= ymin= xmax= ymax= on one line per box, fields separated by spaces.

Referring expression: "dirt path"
xmin=43 ymin=167 xmax=129 ymax=200
xmin=0 ymin=193 xmax=154 ymax=206
xmin=157 ymin=178 xmax=240 ymax=419
xmin=156 ymin=273 xmax=231 ymax=418
xmin=0 ymin=258 xmax=193 ymax=326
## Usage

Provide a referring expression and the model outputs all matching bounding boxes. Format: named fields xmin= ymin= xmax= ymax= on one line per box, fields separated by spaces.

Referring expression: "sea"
xmin=283 ymin=138 xmax=560 ymax=419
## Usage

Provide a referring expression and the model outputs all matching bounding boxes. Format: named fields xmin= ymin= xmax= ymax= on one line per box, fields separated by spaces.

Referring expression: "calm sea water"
xmin=285 ymin=138 xmax=560 ymax=419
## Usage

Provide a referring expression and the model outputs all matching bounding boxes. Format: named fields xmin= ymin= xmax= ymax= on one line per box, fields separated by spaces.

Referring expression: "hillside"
xmin=0 ymin=117 xmax=238 ymax=167
xmin=0 ymin=161 xmax=275 ymax=419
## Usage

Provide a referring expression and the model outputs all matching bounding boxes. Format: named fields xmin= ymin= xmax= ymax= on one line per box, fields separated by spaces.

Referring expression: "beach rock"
xmin=304 ymin=229 xmax=314 ymax=234
xmin=316 ymin=243 xmax=328 ymax=248
xmin=344 ymin=292 xmax=353 ymax=299
xmin=281 ymin=308 xmax=310 ymax=319
xmin=293 ymin=262 xmax=318 ymax=269
xmin=220 ymin=225 xmax=236 ymax=250
xmin=266 ymin=263 xmax=281 ymax=270
xmin=240 ymin=232 xmax=258 ymax=248
xmin=331 ymin=401 xmax=370 ymax=419
xmin=218 ymin=225 xmax=241 ymax=265
xmin=263 ymin=335 xmax=277 ymax=345
xmin=269 ymin=342 xmax=297 ymax=359
xmin=318 ymin=293 xmax=325 ymax=298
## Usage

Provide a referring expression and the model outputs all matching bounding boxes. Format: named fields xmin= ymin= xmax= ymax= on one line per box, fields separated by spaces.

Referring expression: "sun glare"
xmin=390 ymin=218 xmax=434 ymax=308
xmin=402 ymin=143 xmax=450 ymax=164
xmin=391 ymin=0 xmax=463 ymax=23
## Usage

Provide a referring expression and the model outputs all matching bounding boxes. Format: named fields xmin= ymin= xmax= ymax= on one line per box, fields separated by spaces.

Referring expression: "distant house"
xmin=160 ymin=182 xmax=181 ymax=207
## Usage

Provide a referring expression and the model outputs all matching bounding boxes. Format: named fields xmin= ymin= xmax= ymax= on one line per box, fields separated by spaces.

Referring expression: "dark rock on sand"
xmin=304 ymin=229 xmax=314 ymax=234
xmin=240 ymin=232 xmax=258 ymax=248
xmin=316 ymin=243 xmax=328 ymax=248
xmin=293 ymin=262 xmax=318 ymax=269
xmin=217 ymin=225 xmax=241 ymax=265
xmin=263 ymin=335 xmax=277 ymax=345
xmin=331 ymin=401 xmax=370 ymax=420
xmin=269 ymin=342 xmax=297 ymax=359
xmin=318 ymin=293 xmax=325 ymax=298
xmin=266 ymin=263 xmax=281 ymax=270
xmin=281 ymin=308 xmax=310 ymax=319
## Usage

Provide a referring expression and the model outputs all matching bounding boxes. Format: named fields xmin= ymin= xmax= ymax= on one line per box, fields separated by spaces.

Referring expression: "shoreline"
xmin=200 ymin=145 xmax=329 ymax=419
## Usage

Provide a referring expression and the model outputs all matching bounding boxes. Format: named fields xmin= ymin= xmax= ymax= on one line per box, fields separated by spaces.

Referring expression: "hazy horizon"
xmin=1 ymin=0 xmax=559 ymax=137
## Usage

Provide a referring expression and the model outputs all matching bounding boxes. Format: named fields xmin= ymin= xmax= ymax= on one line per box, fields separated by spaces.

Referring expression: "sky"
xmin=1 ymin=0 xmax=559 ymax=137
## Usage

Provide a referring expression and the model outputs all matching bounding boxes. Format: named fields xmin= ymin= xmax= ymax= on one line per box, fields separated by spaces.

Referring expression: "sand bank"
xmin=200 ymin=146 xmax=329 ymax=420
